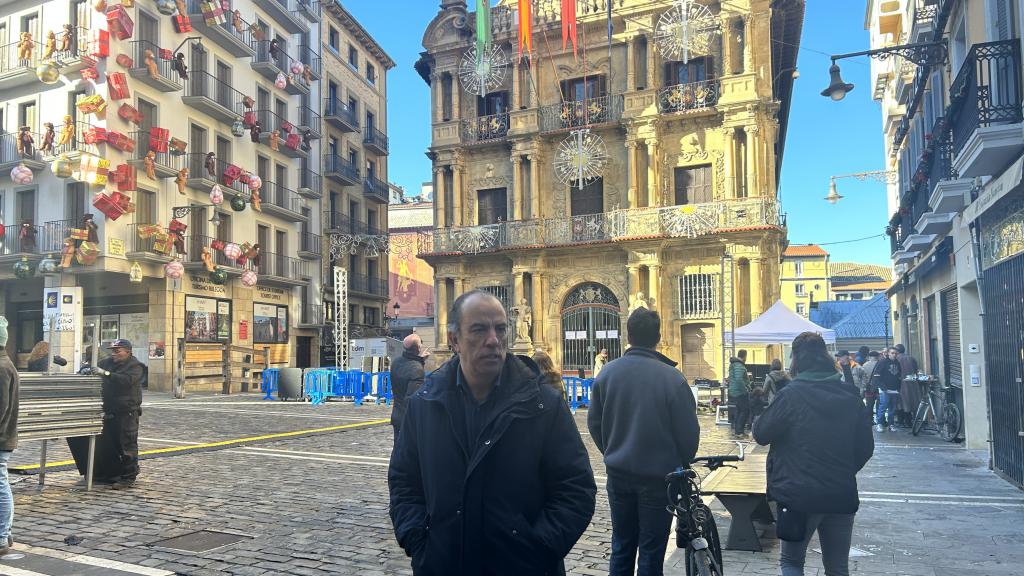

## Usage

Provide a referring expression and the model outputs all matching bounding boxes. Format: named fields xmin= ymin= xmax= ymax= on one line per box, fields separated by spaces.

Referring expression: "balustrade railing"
xmin=949 ymin=39 xmax=1022 ymax=158
xmin=657 ymin=80 xmax=720 ymax=113
xmin=463 ymin=112 xmax=510 ymax=142
xmin=540 ymin=94 xmax=624 ymax=131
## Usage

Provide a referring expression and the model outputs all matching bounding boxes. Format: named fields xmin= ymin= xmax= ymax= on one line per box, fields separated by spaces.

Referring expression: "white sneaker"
xmin=889 ymin=425 xmax=898 ymax=432
xmin=875 ymin=424 xmax=885 ymax=432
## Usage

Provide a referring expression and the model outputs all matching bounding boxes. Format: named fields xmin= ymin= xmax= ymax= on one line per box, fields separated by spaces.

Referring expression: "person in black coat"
xmin=93 ymin=339 xmax=145 ymax=488
xmin=588 ymin=308 xmax=699 ymax=576
xmin=753 ymin=332 xmax=874 ymax=576
xmin=389 ymin=333 xmax=428 ymax=443
xmin=389 ymin=290 xmax=596 ymax=576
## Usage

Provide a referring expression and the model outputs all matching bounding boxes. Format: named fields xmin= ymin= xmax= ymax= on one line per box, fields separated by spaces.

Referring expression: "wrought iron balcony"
xmin=363 ymin=175 xmax=389 ymax=204
xmin=540 ymin=94 xmax=624 ymax=132
xmin=298 ymin=169 xmax=322 ymax=198
xmin=128 ymin=40 xmax=182 ymax=92
xmin=186 ymin=0 xmax=257 ymax=58
xmin=949 ymin=39 xmax=1022 ymax=160
xmin=0 ymin=130 xmax=47 ymax=172
xmin=299 ymin=303 xmax=323 ymax=327
xmin=260 ymin=180 xmax=306 ymax=221
xmin=125 ymin=223 xmax=174 ymax=262
xmin=299 ymin=44 xmax=322 ymax=80
xmin=184 ymin=235 xmax=253 ymax=271
xmin=0 ymin=224 xmax=43 ymax=262
xmin=296 ymin=0 xmax=320 ymax=22
xmin=657 ymin=80 xmax=720 ymax=114
xmin=324 ymin=98 xmax=359 ymax=132
xmin=40 ymin=219 xmax=77 ymax=254
xmin=363 ymin=126 xmax=389 ymax=155
xmin=325 ymin=211 xmax=368 ymax=235
xmin=463 ymin=112 xmax=509 ymax=143
xmin=39 ymin=121 xmax=101 ymax=160
xmin=298 ymin=232 xmax=321 ymax=258
xmin=349 ymin=272 xmax=388 ymax=297
xmin=418 ymin=198 xmax=784 ymax=257
xmin=0 ymin=27 xmax=90 ymax=88
xmin=252 ymin=0 xmax=307 ymax=34
xmin=186 ymin=153 xmax=255 ymax=198
xmin=298 ymin=105 xmax=322 ymax=139
xmin=130 ymin=130 xmax=184 ymax=178
xmin=255 ymin=109 xmax=308 ymax=158
xmin=253 ymin=40 xmax=288 ymax=81
xmin=182 ymin=69 xmax=246 ymax=124
xmin=912 ymin=0 xmax=938 ymax=27
xmin=324 ymin=154 xmax=360 ymax=185
xmin=257 ymin=251 xmax=309 ymax=285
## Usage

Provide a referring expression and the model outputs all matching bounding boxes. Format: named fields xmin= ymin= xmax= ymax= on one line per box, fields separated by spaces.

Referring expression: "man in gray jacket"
xmin=588 ymin=308 xmax=700 ymax=576
xmin=389 ymin=334 xmax=427 ymax=443
xmin=0 ymin=317 xmax=19 ymax=554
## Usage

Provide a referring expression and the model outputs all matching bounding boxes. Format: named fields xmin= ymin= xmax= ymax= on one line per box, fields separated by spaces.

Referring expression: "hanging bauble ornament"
xmin=51 ymin=155 xmax=74 ymax=178
xmin=37 ymin=254 xmax=60 ymax=275
xmin=10 ymin=164 xmax=33 ymax=185
xmin=654 ymin=0 xmax=718 ymax=64
xmin=209 ymin=267 xmax=229 ymax=285
xmin=230 ymin=195 xmax=247 ymax=211
xmin=210 ymin=185 xmax=224 ymax=205
xmin=13 ymin=257 xmax=33 ymax=279
xmin=164 ymin=259 xmax=184 ymax=279
xmin=289 ymin=60 xmax=304 ymax=75
xmin=458 ymin=44 xmax=509 ymax=97
xmin=222 ymin=242 xmax=242 ymax=260
xmin=240 ymin=269 xmax=258 ymax=287
xmin=36 ymin=61 xmax=61 ymax=84
xmin=156 ymin=0 xmax=176 ymax=15
xmin=231 ymin=118 xmax=245 ymax=137
xmin=247 ymin=175 xmax=262 ymax=191
xmin=274 ymin=73 xmax=287 ymax=90
xmin=554 ymin=129 xmax=609 ymax=188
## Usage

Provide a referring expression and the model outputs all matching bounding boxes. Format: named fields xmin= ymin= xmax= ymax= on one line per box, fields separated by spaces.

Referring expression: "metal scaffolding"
xmin=333 ymin=266 xmax=349 ymax=369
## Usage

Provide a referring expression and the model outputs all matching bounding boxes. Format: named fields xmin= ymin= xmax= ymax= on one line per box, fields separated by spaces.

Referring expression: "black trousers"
xmin=732 ymin=394 xmax=751 ymax=435
xmin=105 ymin=411 xmax=140 ymax=481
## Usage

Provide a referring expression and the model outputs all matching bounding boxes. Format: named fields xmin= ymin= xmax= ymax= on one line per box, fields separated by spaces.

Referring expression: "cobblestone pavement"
xmin=4 ymin=392 xmax=1023 ymax=575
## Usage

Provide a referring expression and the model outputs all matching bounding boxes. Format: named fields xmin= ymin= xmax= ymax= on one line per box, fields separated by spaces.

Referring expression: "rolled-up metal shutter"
xmin=940 ymin=285 xmax=961 ymax=387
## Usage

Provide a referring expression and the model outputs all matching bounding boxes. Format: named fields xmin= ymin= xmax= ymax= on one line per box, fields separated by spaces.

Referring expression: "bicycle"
xmin=910 ymin=375 xmax=963 ymax=441
xmin=665 ymin=443 xmax=746 ymax=576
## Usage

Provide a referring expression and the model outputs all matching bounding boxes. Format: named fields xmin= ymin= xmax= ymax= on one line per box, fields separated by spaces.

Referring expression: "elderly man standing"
xmin=389 ymin=290 xmax=596 ymax=575
xmin=94 ymin=339 xmax=144 ymax=489
xmin=0 ymin=317 xmax=19 ymax=554
xmin=390 ymin=334 xmax=428 ymax=444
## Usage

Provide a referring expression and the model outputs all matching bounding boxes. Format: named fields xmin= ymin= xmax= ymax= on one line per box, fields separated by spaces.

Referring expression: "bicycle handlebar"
xmin=665 ymin=442 xmax=747 ymax=482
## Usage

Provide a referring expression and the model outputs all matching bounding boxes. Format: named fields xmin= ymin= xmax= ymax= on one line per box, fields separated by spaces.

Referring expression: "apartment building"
xmin=0 ymin=0 xmax=323 ymax=390
xmin=319 ymin=0 xmax=393 ymax=366
xmin=780 ymin=245 xmax=831 ymax=317
xmin=415 ymin=0 xmax=802 ymax=380
xmin=867 ymin=0 xmax=1023 ymax=485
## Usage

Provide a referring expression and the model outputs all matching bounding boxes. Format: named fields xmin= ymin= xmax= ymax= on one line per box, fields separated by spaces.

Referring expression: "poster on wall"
xmin=149 ymin=341 xmax=166 ymax=359
xmin=217 ymin=301 xmax=231 ymax=341
xmin=186 ymin=296 xmax=230 ymax=342
xmin=254 ymin=303 xmax=288 ymax=344
xmin=120 ymin=312 xmax=150 ymax=366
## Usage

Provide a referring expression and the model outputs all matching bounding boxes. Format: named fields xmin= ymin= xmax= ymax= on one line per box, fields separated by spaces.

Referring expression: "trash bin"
xmin=278 ymin=368 xmax=303 ymax=400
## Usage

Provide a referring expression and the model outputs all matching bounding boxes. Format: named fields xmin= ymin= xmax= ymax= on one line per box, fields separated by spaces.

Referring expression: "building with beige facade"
xmin=415 ymin=0 xmax=802 ymax=380
xmin=779 ymin=244 xmax=830 ymax=318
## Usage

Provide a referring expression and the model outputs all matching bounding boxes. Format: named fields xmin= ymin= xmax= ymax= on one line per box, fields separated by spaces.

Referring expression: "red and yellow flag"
xmin=518 ymin=0 xmax=533 ymax=59
xmin=562 ymin=0 xmax=578 ymax=59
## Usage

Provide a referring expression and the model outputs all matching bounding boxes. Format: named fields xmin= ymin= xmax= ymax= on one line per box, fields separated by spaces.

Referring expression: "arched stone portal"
xmin=561 ymin=282 xmax=622 ymax=375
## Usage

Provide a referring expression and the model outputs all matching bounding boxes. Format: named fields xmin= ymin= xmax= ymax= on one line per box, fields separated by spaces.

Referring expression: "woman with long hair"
xmin=27 ymin=341 xmax=49 ymax=372
xmin=753 ymin=332 xmax=874 ymax=576
xmin=532 ymin=350 xmax=568 ymax=404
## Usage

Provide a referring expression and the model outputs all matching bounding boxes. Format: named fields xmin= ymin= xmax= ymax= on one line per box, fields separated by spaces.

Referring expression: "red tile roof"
xmin=783 ymin=244 xmax=829 ymax=257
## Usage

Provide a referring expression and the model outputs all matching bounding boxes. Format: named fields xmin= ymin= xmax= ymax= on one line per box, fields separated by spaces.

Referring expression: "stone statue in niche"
xmin=511 ymin=298 xmax=533 ymax=344
xmin=629 ymin=291 xmax=650 ymax=313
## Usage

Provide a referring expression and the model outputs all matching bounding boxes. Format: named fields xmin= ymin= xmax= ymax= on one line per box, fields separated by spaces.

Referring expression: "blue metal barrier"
xmin=562 ymin=377 xmax=594 ymax=414
xmin=303 ymin=368 xmax=334 ymax=405
xmin=262 ymin=368 xmax=280 ymax=400
xmin=372 ymin=372 xmax=392 ymax=405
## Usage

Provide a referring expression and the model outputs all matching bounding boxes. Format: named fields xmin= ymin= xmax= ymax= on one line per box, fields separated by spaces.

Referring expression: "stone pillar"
xmin=721 ymin=16 xmax=734 ymax=76
xmin=646 ymin=33 xmax=657 ymax=90
xmin=453 ymin=164 xmax=464 ymax=225
xmin=649 ymin=264 xmax=663 ymax=315
xmin=436 ymin=278 xmax=449 ymax=347
xmin=529 ymin=152 xmax=542 ymax=218
xmin=512 ymin=62 xmax=521 ymax=109
xmin=626 ymin=37 xmax=636 ymax=89
xmin=646 ymin=140 xmax=658 ymax=207
xmin=627 ymin=265 xmax=640 ymax=301
xmin=626 ymin=141 xmax=639 ymax=207
xmin=431 ymin=73 xmax=441 ymax=122
xmin=722 ymin=128 xmax=735 ymax=199
xmin=749 ymin=258 xmax=763 ymax=318
xmin=434 ymin=167 xmax=447 ymax=227
xmin=744 ymin=125 xmax=758 ymax=197
xmin=452 ymin=72 xmax=462 ymax=121
xmin=532 ymin=272 xmax=545 ymax=348
xmin=512 ymin=156 xmax=523 ymax=220
xmin=742 ymin=16 xmax=752 ymax=74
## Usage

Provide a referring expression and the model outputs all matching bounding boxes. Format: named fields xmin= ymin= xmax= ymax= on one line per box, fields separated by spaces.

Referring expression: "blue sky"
xmin=346 ymin=0 xmax=891 ymax=265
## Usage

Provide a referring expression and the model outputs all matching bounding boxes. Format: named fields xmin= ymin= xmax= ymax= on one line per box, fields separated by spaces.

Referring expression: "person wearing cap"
xmin=94 ymin=339 xmax=144 ymax=488
xmin=0 ymin=317 xmax=20 ymax=554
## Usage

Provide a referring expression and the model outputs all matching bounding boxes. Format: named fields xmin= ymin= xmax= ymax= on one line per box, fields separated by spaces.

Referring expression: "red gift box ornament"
xmin=92 ymin=192 xmax=128 ymax=220
xmin=211 ymin=239 xmax=225 ymax=251
xmin=105 ymin=5 xmax=135 ymax=40
xmin=284 ymin=132 xmax=301 ymax=150
xmin=81 ymin=67 xmax=100 ymax=81
xmin=83 ymin=127 xmax=108 ymax=145
xmin=173 ymin=15 xmax=192 ymax=33
xmin=106 ymin=72 xmax=131 ymax=100
xmin=106 ymin=131 xmax=135 ymax=153
xmin=168 ymin=137 xmax=187 ymax=156
xmin=117 ymin=103 xmax=144 ymax=125
xmin=90 ymin=29 xmax=109 ymax=58
xmin=158 ymin=48 xmax=172 ymax=60
xmin=149 ymin=127 xmax=169 ymax=153
xmin=222 ymin=164 xmax=242 ymax=186
xmin=110 ymin=164 xmax=137 ymax=191
xmin=280 ymin=120 xmax=294 ymax=134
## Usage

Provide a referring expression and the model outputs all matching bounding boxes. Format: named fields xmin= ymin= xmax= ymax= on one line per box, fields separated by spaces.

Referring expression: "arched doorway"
xmin=561 ymin=283 xmax=622 ymax=375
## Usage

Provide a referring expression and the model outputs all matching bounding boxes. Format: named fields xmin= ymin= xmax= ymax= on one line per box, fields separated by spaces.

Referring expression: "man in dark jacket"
xmin=0 ymin=317 xmax=19 ymax=554
xmin=95 ymin=339 xmax=144 ymax=488
xmin=871 ymin=347 xmax=902 ymax=432
xmin=390 ymin=334 xmax=427 ymax=443
xmin=588 ymin=308 xmax=699 ymax=576
xmin=728 ymin=350 xmax=752 ymax=437
xmin=389 ymin=290 xmax=596 ymax=575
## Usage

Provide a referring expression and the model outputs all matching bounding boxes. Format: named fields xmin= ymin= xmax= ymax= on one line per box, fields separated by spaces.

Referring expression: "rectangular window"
xmin=348 ymin=44 xmax=358 ymax=68
xmin=327 ymin=81 xmax=338 ymax=104
xmin=664 ymin=57 xmax=712 ymax=85
xmin=560 ymin=76 xmax=606 ymax=101
xmin=673 ymin=164 xmax=713 ymax=205
xmin=366 ymin=63 xmax=376 ymax=84
xmin=253 ymin=303 xmax=288 ymax=344
xmin=18 ymin=102 xmax=36 ymax=131
xmin=348 ymin=96 xmax=358 ymax=117
xmin=796 ymin=303 xmax=806 ymax=316
xmin=189 ymin=124 xmax=207 ymax=154
xmin=570 ymin=178 xmax=603 ymax=216
xmin=137 ymin=10 xmax=158 ymax=44
xmin=795 ymin=283 xmax=805 ymax=296
xmin=366 ymin=110 xmax=375 ymax=132
xmin=678 ymin=274 xmax=717 ymax=317
xmin=364 ymin=307 xmax=379 ymax=327
xmin=477 ymin=91 xmax=509 ymax=116
xmin=135 ymin=189 xmax=156 ymax=224
xmin=328 ymin=27 xmax=339 ymax=52
xmin=65 ymin=182 xmax=88 ymax=223
xmin=348 ymin=147 xmax=358 ymax=168
xmin=477 ymin=188 xmax=508 ymax=224
xmin=216 ymin=136 xmax=231 ymax=166
xmin=328 ymin=136 xmax=338 ymax=157
xmin=366 ymin=159 xmax=376 ymax=180
xmin=17 ymin=189 xmax=35 ymax=222
xmin=367 ymin=208 xmax=377 ymax=234
xmin=185 ymin=296 xmax=231 ymax=342
xmin=21 ymin=14 xmax=39 ymax=35
xmin=794 ymin=261 xmax=804 ymax=276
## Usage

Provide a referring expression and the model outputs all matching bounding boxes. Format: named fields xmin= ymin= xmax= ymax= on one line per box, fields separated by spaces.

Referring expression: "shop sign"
xmin=240 ymin=320 xmax=248 ymax=341
xmin=107 ymin=237 xmax=126 ymax=257
xmin=256 ymin=285 xmax=288 ymax=303
xmin=981 ymin=199 xmax=1024 ymax=270
xmin=189 ymin=274 xmax=228 ymax=296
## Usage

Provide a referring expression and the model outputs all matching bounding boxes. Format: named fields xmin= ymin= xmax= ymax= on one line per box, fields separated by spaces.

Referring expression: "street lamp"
xmin=821 ymin=40 xmax=948 ymax=101
xmin=824 ymin=170 xmax=897 ymax=204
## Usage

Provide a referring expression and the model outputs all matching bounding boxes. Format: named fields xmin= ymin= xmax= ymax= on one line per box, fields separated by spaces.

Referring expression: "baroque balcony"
xmin=657 ymin=80 xmax=720 ymax=114
xmin=540 ymin=94 xmax=624 ymax=133
xmin=463 ymin=112 xmax=509 ymax=144
xmin=186 ymin=0 xmax=257 ymax=58
xmin=363 ymin=175 xmax=389 ymax=204
xmin=418 ymin=198 xmax=785 ymax=257
xmin=128 ymin=40 xmax=183 ymax=92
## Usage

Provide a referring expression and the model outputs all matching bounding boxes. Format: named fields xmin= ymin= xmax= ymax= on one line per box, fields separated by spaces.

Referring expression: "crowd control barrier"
xmin=562 ymin=377 xmax=594 ymax=414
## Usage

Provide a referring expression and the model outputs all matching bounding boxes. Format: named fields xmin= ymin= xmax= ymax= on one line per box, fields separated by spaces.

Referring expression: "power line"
xmin=792 ymin=233 xmax=887 ymax=247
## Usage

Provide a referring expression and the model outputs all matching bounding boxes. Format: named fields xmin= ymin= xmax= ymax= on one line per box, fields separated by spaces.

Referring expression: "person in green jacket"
xmin=729 ymin=349 xmax=752 ymax=437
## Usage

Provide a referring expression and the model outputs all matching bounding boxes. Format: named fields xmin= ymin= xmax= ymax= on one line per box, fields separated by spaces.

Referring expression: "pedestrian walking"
xmin=872 ymin=348 xmax=903 ymax=432
xmin=837 ymin=350 xmax=858 ymax=390
xmin=594 ymin=348 xmax=609 ymax=377
xmin=0 ymin=317 xmax=20 ymax=554
xmin=388 ymin=290 xmax=596 ymax=575
xmin=728 ymin=349 xmax=752 ymax=437
xmin=389 ymin=334 xmax=428 ymax=445
xmin=861 ymin=351 xmax=881 ymax=421
xmin=91 ymin=339 xmax=144 ymax=488
xmin=533 ymin=350 xmax=568 ymax=403
xmin=895 ymin=343 xmax=921 ymax=426
xmin=588 ymin=308 xmax=700 ymax=576
xmin=753 ymin=331 xmax=874 ymax=576
xmin=763 ymin=359 xmax=790 ymax=405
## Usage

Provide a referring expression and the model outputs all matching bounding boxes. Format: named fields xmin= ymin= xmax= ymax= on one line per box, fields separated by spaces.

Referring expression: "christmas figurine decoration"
xmin=232 ymin=10 xmax=244 ymax=33
xmin=201 ymin=246 xmax=215 ymax=272
xmin=205 ymin=151 xmax=216 ymax=178
xmin=41 ymin=123 xmax=55 ymax=154
xmin=269 ymin=38 xmax=280 ymax=60
xmin=83 ymin=214 xmax=99 ymax=243
xmin=244 ymin=243 xmax=261 ymax=267
xmin=172 ymin=52 xmax=188 ymax=80
xmin=302 ymin=64 xmax=313 ymax=85
xmin=17 ymin=127 xmax=34 ymax=158
xmin=59 ymin=25 xmax=73 ymax=52
xmin=173 ymin=0 xmax=186 ymax=15
xmin=17 ymin=32 xmax=34 ymax=65
xmin=168 ymin=220 xmax=187 ymax=255
xmin=175 ymin=167 xmax=188 ymax=194
xmin=269 ymin=130 xmax=279 ymax=151
xmin=44 ymin=31 xmax=56 ymax=59
xmin=250 ymin=188 xmax=262 ymax=212
xmin=60 ymin=237 xmax=76 ymax=268
xmin=249 ymin=120 xmax=261 ymax=143
xmin=301 ymin=129 xmax=313 ymax=152
xmin=20 ymin=220 xmax=36 ymax=252
xmin=144 ymin=48 xmax=159 ymax=76
xmin=57 ymin=115 xmax=75 ymax=146
xmin=143 ymin=150 xmax=156 ymax=179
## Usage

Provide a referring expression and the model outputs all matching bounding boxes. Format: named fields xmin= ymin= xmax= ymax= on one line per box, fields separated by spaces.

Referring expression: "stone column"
xmin=626 ymin=141 xmax=639 ymax=207
xmin=646 ymin=33 xmax=658 ymax=90
xmin=749 ymin=258 xmax=763 ymax=318
xmin=512 ymin=156 xmax=523 ymax=220
xmin=512 ymin=62 xmax=521 ymax=109
xmin=627 ymin=265 xmax=640 ymax=302
xmin=436 ymin=279 xmax=448 ymax=348
xmin=649 ymin=263 xmax=663 ymax=314
xmin=532 ymin=272 xmax=545 ymax=347
xmin=529 ymin=152 xmax=542 ymax=218
xmin=626 ymin=37 xmax=636 ymax=89
xmin=646 ymin=140 xmax=658 ymax=207
xmin=744 ymin=125 xmax=758 ymax=197
xmin=434 ymin=167 xmax=447 ymax=227
xmin=721 ymin=16 xmax=734 ymax=75
xmin=452 ymin=72 xmax=462 ymax=121
xmin=722 ymin=128 xmax=735 ymax=199
xmin=742 ymin=16 xmax=752 ymax=74
xmin=453 ymin=164 xmax=464 ymax=225
xmin=431 ymin=73 xmax=441 ymax=122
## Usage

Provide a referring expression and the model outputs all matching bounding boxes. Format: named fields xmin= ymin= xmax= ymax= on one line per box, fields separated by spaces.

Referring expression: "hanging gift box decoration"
xmin=105 ymin=5 xmax=135 ymax=40
xmin=200 ymin=0 xmax=226 ymax=25
xmin=76 ymin=94 xmax=108 ymax=114
xmin=211 ymin=239 xmax=225 ymax=251
xmin=90 ymin=29 xmax=110 ymax=58
xmin=106 ymin=72 xmax=131 ymax=100
xmin=158 ymin=48 xmax=172 ymax=60
xmin=76 ymin=241 xmax=100 ymax=265
xmin=284 ymin=132 xmax=301 ymax=150
xmin=274 ymin=73 xmax=287 ymax=90
xmin=52 ymin=155 xmax=74 ymax=178
xmin=222 ymin=164 xmax=242 ymax=186
xmin=10 ymin=164 xmax=33 ymax=185
xmin=106 ymin=131 xmax=135 ymax=152
xmin=210 ymin=185 xmax=224 ymax=205
xmin=117 ymin=103 xmax=144 ymax=125
xmin=69 ymin=228 xmax=90 ymax=241
xmin=168 ymin=137 xmax=187 ymax=155
xmin=92 ymin=192 xmax=128 ymax=220
xmin=173 ymin=15 xmax=193 ymax=33
xmin=222 ymin=242 xmax=242 ymax=260
xmin=164 ymin=258 xmax=184 ymax=278
xmin=81 ymin=66 xmax=100 ymax=81
xmin=110 ymin=164 xmax=137 ymax=192
xmin=280 ymin=120 xmax=294 ymax=134
xmin=79 ymin=155 xmax=110 ymax=185
xmin=242 ymin=111 xmax=256 ymax=127
xmin=83 ymin=127 xmax=108 ymax=144
xmin=240 ymin=269 xmax=258 ymax=287
xmin=115 ymin=53 xmax=134 ymax=68
xmin=149 ymin=127 xmax=169 ymax=153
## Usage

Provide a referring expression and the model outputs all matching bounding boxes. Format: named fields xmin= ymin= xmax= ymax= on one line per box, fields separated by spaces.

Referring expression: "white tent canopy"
xmin=726 ymin=300 xmax=836 ymax=345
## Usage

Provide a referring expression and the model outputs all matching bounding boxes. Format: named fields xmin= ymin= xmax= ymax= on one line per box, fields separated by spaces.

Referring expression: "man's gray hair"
xmin=447 ymin=290 xmax=502 ymax=335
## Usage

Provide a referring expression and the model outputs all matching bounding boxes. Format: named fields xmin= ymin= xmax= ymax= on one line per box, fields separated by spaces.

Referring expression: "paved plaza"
xmin=0 ymin=393 xmax=1021 ymax=575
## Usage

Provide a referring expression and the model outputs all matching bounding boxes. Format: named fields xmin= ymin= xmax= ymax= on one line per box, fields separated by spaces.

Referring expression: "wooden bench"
xmin=701 ymin=452 xmax=775 ymax=551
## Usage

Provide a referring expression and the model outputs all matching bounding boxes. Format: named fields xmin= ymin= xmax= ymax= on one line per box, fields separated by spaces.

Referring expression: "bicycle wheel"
xmin=911 ymin=402 xmax=928 ymax=436
xmin=702 ymin=506 xmax=724 ymax=570
xmin=687 ymin=548 xmax=719 ymax=576
xmin=940 ymin=403 xmax=962 ymax=442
